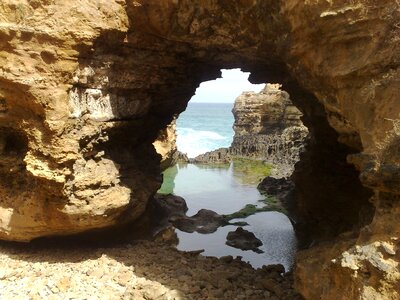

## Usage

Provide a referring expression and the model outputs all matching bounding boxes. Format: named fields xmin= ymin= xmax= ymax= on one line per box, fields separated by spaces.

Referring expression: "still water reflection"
xmin=159 ymin=163 xmax=297 ymax=270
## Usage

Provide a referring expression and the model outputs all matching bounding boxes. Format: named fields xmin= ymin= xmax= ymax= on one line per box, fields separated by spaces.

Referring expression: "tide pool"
xmin=159 ymin=163 xmax=297 ymax=270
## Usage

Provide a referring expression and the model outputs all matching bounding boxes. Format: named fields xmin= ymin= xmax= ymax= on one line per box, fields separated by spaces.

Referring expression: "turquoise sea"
xmin=177 ymin=102 xmax=234 ymax=158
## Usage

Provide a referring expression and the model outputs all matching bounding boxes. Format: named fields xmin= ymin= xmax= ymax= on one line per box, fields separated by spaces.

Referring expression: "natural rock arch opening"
xmin=155 ymin=70 xmax=306 ymax=269
xmin=0 ymin=1 xmax=399 ymax=298
xmin=147 ymin=57 xmax=376 ymax=295
xmin=174 ymin=68 xmax=264 ymax=159
xmin=154 ymin=63 xmax=374 ymax=245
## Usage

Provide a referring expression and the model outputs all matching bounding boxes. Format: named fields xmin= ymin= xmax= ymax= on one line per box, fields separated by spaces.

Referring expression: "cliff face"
xmin=0 ymin=1 xmax=399 ymax=299
xmin=281 ymin=2 xmax=400 ymax=298
xmin=231 ymin=84 xmax=308 ymax=176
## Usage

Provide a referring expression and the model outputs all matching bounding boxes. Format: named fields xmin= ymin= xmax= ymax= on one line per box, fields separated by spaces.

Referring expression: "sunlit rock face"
xmin=153 ymin=118 xmax=178 ymax=171
xmin=231 ymin=83 xmax=308 ymax=177
xmin=0 ymin=1 xmax=399 ymax=299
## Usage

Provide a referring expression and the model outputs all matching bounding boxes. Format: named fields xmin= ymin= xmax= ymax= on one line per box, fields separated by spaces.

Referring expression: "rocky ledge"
xmin=190 ymin=148 xmax=231 ymax=164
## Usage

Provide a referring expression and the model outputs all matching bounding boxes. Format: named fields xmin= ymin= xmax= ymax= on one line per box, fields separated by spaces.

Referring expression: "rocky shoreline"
xmin=186 ymin=84 xmax=308 ymax=179
xmin=0 ymin=240 xmax=302 ymax=300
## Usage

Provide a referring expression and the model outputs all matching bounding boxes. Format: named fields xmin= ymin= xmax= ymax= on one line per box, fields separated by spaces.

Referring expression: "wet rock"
xmin=152 ymin=194 xmax=188 ymax=219
xmin=257 ymin=177 xmax=293 ymax=196
xmin=257 ymin=176 xmax=297 ymax=219
xmin=172 ymin=209 xmax=229 ymax=234
xmin=145 ymin=195 xmax=229 ymax=236
xmin=262 ymin=278 xmax=285 ymax=298
xmin=191 ymin=148 xmax=231 ymax=164
xmin=121 ymin=194 xmax=186 ymax=244
xmin=226 ymin=227 xmax=263 ymax=253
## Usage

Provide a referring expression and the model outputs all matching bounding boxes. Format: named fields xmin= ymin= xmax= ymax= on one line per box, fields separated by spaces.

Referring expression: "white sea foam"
xmin=177 ymin=127 xmax=227 ymax=158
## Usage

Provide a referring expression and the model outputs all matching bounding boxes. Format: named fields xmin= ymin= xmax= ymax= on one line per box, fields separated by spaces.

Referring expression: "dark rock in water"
xmin=190 ymin=148 xmax=231 ymax=164
xmin=257 ymin=176 xmax=297 ymax=224
xmin=257 ymin=176 xmax=293 ymax=196
xmin=133 ymin=194 xmax=187 ymax=244
xmin=226 ymin=227 xmax=264 ymax=253
xmin=151 ymin=195 xmax=229 ymax=235
xmin=152 ymin=194 xmax=188 ymax=219
xmin=172 ymin=209 xmax=229 ymax=234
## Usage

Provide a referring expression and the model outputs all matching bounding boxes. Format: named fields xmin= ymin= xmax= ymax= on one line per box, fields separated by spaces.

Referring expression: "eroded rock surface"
xmin=151 ymin=194 xmax=228 ymax=235
xmin=231 ymin=84 xmax=308 ymax=177
xmin=154 ymin=118 xmax=178 ymax=171
xmin=191 ymin=148 xmax=231 ymax=164
xmin=192 ymin=84 xmax=308 ymax=177
xmin=0 ymin=1 xmax=399 ymax=299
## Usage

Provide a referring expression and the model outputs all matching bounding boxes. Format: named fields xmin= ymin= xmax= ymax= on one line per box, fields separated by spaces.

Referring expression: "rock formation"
xmin=192 ymin=84 xmax=308 ymax=176
xmin=153 ymin=118 xmax=178 ymax=170
xmin=151 ymin=194 xmax=228 ymax=235
xmin=257 ymin=176 xmax=295 ymax=214
xmin=0 ymin=1 xmax=399 ymax=299
xmin=190 ymin=147 xmax=231 ymax=164
xmin=226 ymin=227 xmax=264 ymax=253
xmin=171 ymin=209 xmax=229 ymax=234
xmin=230 ymin=83 xmax=308 ymax=176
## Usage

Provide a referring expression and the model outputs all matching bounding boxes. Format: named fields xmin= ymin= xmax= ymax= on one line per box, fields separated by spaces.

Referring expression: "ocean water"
xmin=177 ymin=102 xmax=234 ymax=158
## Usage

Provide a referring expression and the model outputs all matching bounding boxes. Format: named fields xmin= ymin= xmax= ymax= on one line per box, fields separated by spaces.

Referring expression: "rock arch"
xmin=0 ymin=1 xmax=399 ymax=298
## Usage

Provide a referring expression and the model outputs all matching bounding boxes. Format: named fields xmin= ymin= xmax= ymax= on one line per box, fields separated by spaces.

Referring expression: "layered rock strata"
xmin=190 ymin=148 xmax=231 ymax=164
xmin=153 ymin=118 xmax=178 ymax=171
xmin=0 ymin=1 xmax=399 ymax=299
xmin=230 ymin=83 xmax=308 ymax=176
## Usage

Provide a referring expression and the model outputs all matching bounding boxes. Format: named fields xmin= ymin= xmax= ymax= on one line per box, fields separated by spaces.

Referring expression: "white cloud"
xmin=190 ymin=69 xmax=265 ymax=103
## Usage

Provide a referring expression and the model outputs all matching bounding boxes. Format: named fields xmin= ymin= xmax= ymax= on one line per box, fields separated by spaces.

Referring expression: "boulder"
xmin=172 ymin=209 xmax=228 ymax=234
xmin=226 ymin=227 xmax=263 ymax=253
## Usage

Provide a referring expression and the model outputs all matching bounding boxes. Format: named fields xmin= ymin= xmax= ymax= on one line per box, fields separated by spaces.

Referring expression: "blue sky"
xmin=190 ymin=69 xmax=265 ymax=103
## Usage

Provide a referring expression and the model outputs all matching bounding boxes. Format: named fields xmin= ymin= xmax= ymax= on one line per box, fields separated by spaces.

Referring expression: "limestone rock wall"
xmin=0 ymin=0 xmax=208 ymax=241
xmin=280 ymin=1 xmax=400 ymax=299
xmin=153 ymin=118 xmax=178 ymax=171
xmin=230 ymin=83 xmax=308 ymax=176
xmin=190 ymin=148 xmax=231 ymax=164
xmin=0 ymin=1 xmax=399 ymax=299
